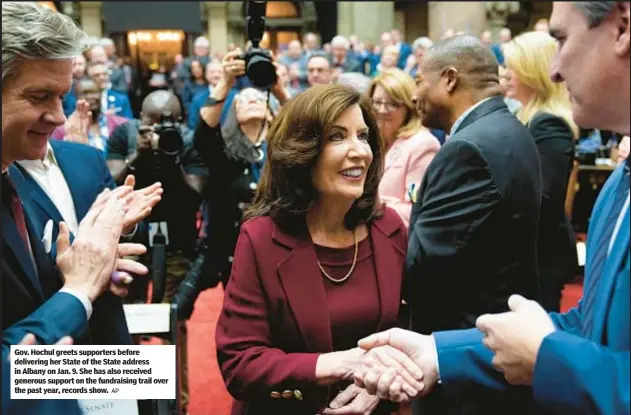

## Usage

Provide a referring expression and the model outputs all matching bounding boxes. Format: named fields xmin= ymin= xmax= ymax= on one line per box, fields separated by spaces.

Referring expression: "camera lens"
xmin=158 ymin=130 xmax=183 ymax=155
xmin=247 ymin=55 xmax=277 ymax=90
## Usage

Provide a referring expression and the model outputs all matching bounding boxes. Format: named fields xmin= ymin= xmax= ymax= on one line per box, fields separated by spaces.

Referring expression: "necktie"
xmin=2 ymin=173 xmax=32 ymax=254
xmin=582 ymin=159 xmax=630 ymax=337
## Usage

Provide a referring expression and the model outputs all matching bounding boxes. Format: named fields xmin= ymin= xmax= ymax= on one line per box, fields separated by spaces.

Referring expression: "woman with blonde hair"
xmin=367 ymin=68 xmax=440 ymax=227
xmin=503 ymin=31 xmax=579 ymax=312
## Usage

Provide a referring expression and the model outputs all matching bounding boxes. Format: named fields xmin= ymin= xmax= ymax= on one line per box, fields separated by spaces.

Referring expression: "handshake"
xmin=315 ymin=329 xmax=439 ymax=414
xmin=351 ymin=329 xmax=438 ymax=403
xmin=320 ymin=294 xmax=556 ymax=413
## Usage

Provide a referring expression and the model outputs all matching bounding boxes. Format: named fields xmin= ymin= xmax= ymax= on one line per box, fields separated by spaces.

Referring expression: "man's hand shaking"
xmin=354 ymin=328 xmax=439 ymax=403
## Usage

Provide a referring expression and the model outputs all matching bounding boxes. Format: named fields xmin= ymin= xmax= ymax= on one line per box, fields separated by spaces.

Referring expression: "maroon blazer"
xmin=216 ymin=208 xmax=407 ymax=415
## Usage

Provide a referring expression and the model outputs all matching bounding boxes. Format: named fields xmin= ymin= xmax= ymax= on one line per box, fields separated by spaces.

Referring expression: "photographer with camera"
xmin=172 ymin=1 xmax=289 ymax=320
xmin=105 ymin=90 xmax=207 ymax=414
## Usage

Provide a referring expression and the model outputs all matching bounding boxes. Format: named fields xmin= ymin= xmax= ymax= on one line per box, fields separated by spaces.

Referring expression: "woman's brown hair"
xmin=245 ymin=84 xmax=385 ymax=233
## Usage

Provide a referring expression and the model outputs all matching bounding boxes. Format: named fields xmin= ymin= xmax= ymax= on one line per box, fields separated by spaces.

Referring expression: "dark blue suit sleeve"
xmin=2 ymin=292 xmax=88 ymax=352
xmin=434 ymin=328 xmax=510 ymax=391
xmin=2 ymin=293 xmax=86 ymax=414
xmin=533 ymin=331 xmax=630 ymax=414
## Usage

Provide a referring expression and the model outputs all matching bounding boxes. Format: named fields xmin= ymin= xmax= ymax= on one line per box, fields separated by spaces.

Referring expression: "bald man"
xmin=105 ymin=90 xmax=206 ymax=413
xmin=405 ymin=35 xmax=542 ymax=415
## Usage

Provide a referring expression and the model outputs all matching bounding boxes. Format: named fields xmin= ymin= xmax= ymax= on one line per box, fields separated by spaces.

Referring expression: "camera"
xmin=241 ymin=1 xmax=277 ymax=90
xmin=152 ymin=111 xmax=184 ymax=156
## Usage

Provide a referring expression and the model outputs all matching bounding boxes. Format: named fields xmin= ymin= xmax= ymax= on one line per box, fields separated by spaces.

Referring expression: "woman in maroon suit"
xmin=216 ymin=84 xmax=422 ymax=415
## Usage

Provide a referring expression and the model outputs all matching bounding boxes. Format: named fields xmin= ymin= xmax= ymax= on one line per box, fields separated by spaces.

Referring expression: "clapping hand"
xmin=355 ymin=328 xmax=439 ymax=403
xmin=90 ymin=176 xmax=163 ymax=235
xmin=65 ymin=99 xmax=92 ymax=144
xmin=119 ymin=175 xmax=163 ymax=234
xmin=56 ymin=190 xmax=127 ymax=303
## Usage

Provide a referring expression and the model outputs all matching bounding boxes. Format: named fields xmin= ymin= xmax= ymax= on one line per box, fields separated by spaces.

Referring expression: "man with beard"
xmin=403 ymin=34 xmax=542 ymax=415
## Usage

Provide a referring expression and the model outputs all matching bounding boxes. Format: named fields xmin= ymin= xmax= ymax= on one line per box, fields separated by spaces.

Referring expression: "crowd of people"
xmin=2 ymin=2 xmax=630 ymax=415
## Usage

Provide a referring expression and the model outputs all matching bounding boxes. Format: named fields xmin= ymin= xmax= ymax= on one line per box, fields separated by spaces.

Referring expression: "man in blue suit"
xmin=392 ymin=29 xmax=413 ymax=70
xmin=2 ymin=3 xmax=151 ymax=413
xmin=9 ymin=138 xmax=162 ymax=344
xmin=353 ymin=2 xmax=630 ymax=414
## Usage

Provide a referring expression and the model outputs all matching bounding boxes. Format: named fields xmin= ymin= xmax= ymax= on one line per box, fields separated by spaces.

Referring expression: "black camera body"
xmin=241 ymin=1 xmax=277 ymax=90
xmin=153 ymin=111 xmax=184 ymax=156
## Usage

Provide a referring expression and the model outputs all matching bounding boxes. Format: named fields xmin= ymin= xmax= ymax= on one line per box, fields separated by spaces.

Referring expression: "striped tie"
xmin=582 ymin=159 xmax=630 ymax=338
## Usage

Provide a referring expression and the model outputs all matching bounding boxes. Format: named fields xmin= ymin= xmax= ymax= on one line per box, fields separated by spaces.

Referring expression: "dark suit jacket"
xmin=216 ymin=209 xmax=407 ymax=415
xmin=528 ymin=112 xmax=578 ymax=311
xmin=431 ymin=160 xmax=630 ymax=415
xmin=9 ymin=140 xmax=132 ymax=345
xmin=2 ymin=167 xmax=87 ymax=415
xmin=406 ymin=96 xmax=542 ymax=415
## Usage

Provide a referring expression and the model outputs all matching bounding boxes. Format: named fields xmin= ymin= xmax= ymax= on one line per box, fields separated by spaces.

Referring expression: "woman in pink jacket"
xmin=368 ymin=69 xmax=440 ymax=227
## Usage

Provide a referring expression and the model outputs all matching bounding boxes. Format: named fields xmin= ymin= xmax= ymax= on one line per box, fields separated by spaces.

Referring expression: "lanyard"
xmin=250 ymin=140 xmax=267 ymax=182
xmin=88 ymin=113 xmax=110 ymax=155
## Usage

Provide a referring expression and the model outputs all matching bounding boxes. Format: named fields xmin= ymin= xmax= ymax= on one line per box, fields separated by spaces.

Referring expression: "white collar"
xmin=17 ymin=142 xmax=58 ymax=169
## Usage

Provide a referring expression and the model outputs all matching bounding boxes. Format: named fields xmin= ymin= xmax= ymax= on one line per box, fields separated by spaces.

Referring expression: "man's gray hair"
xmin=194 ymin=36 xmax=210 ymax=47
xmin=336 ymin=72 xmax=371 ymax=94
xmin=100 ymin=37 xmax=115 ymax=47
xmin=2 ymin=2 xmax=87 ymax=83
xmin=331 ymin=35 xmax=350 ymax=49
xmin=412 ymin=37 xmax=433 ymax=52
xmin=573 ymin=2 xmax=617 ymax=28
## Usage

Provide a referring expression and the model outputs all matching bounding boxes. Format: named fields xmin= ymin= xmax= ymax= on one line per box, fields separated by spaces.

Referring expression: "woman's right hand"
xmin=316 ymin=347 xmax=423 ymax=396
xmin=222 ymin=48 xmax=246 ymax=89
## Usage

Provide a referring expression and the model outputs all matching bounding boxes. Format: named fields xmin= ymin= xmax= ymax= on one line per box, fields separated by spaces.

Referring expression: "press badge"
xmin=148 ymin=222 xmax=169 ymax=247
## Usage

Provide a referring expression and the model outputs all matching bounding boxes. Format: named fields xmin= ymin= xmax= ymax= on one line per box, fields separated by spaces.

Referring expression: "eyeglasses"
xmin=236 ymin=90 xmax=267 ymax=104
xmin=371 ymin=99 xmax=403 ymax=112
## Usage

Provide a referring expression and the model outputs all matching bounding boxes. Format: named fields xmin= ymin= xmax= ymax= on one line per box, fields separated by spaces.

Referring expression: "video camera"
xmin=151 ymin=111 xmax=184 ymax=156
xmin=240 ymin=0 xmax=277 ymax=90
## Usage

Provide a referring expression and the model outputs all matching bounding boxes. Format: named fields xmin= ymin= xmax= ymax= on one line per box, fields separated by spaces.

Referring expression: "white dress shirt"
xmin=18 ymin=144 xmax=79 ymax=234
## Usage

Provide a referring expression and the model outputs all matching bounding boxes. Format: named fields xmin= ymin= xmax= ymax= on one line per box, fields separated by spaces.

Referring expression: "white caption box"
xmin=10 ymin=345 xmax=175 ymax=400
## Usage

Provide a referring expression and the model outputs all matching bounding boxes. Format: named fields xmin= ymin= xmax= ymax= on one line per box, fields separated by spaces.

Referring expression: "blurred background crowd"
xmin=5 ymin=2 xmax=630 ymax=415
